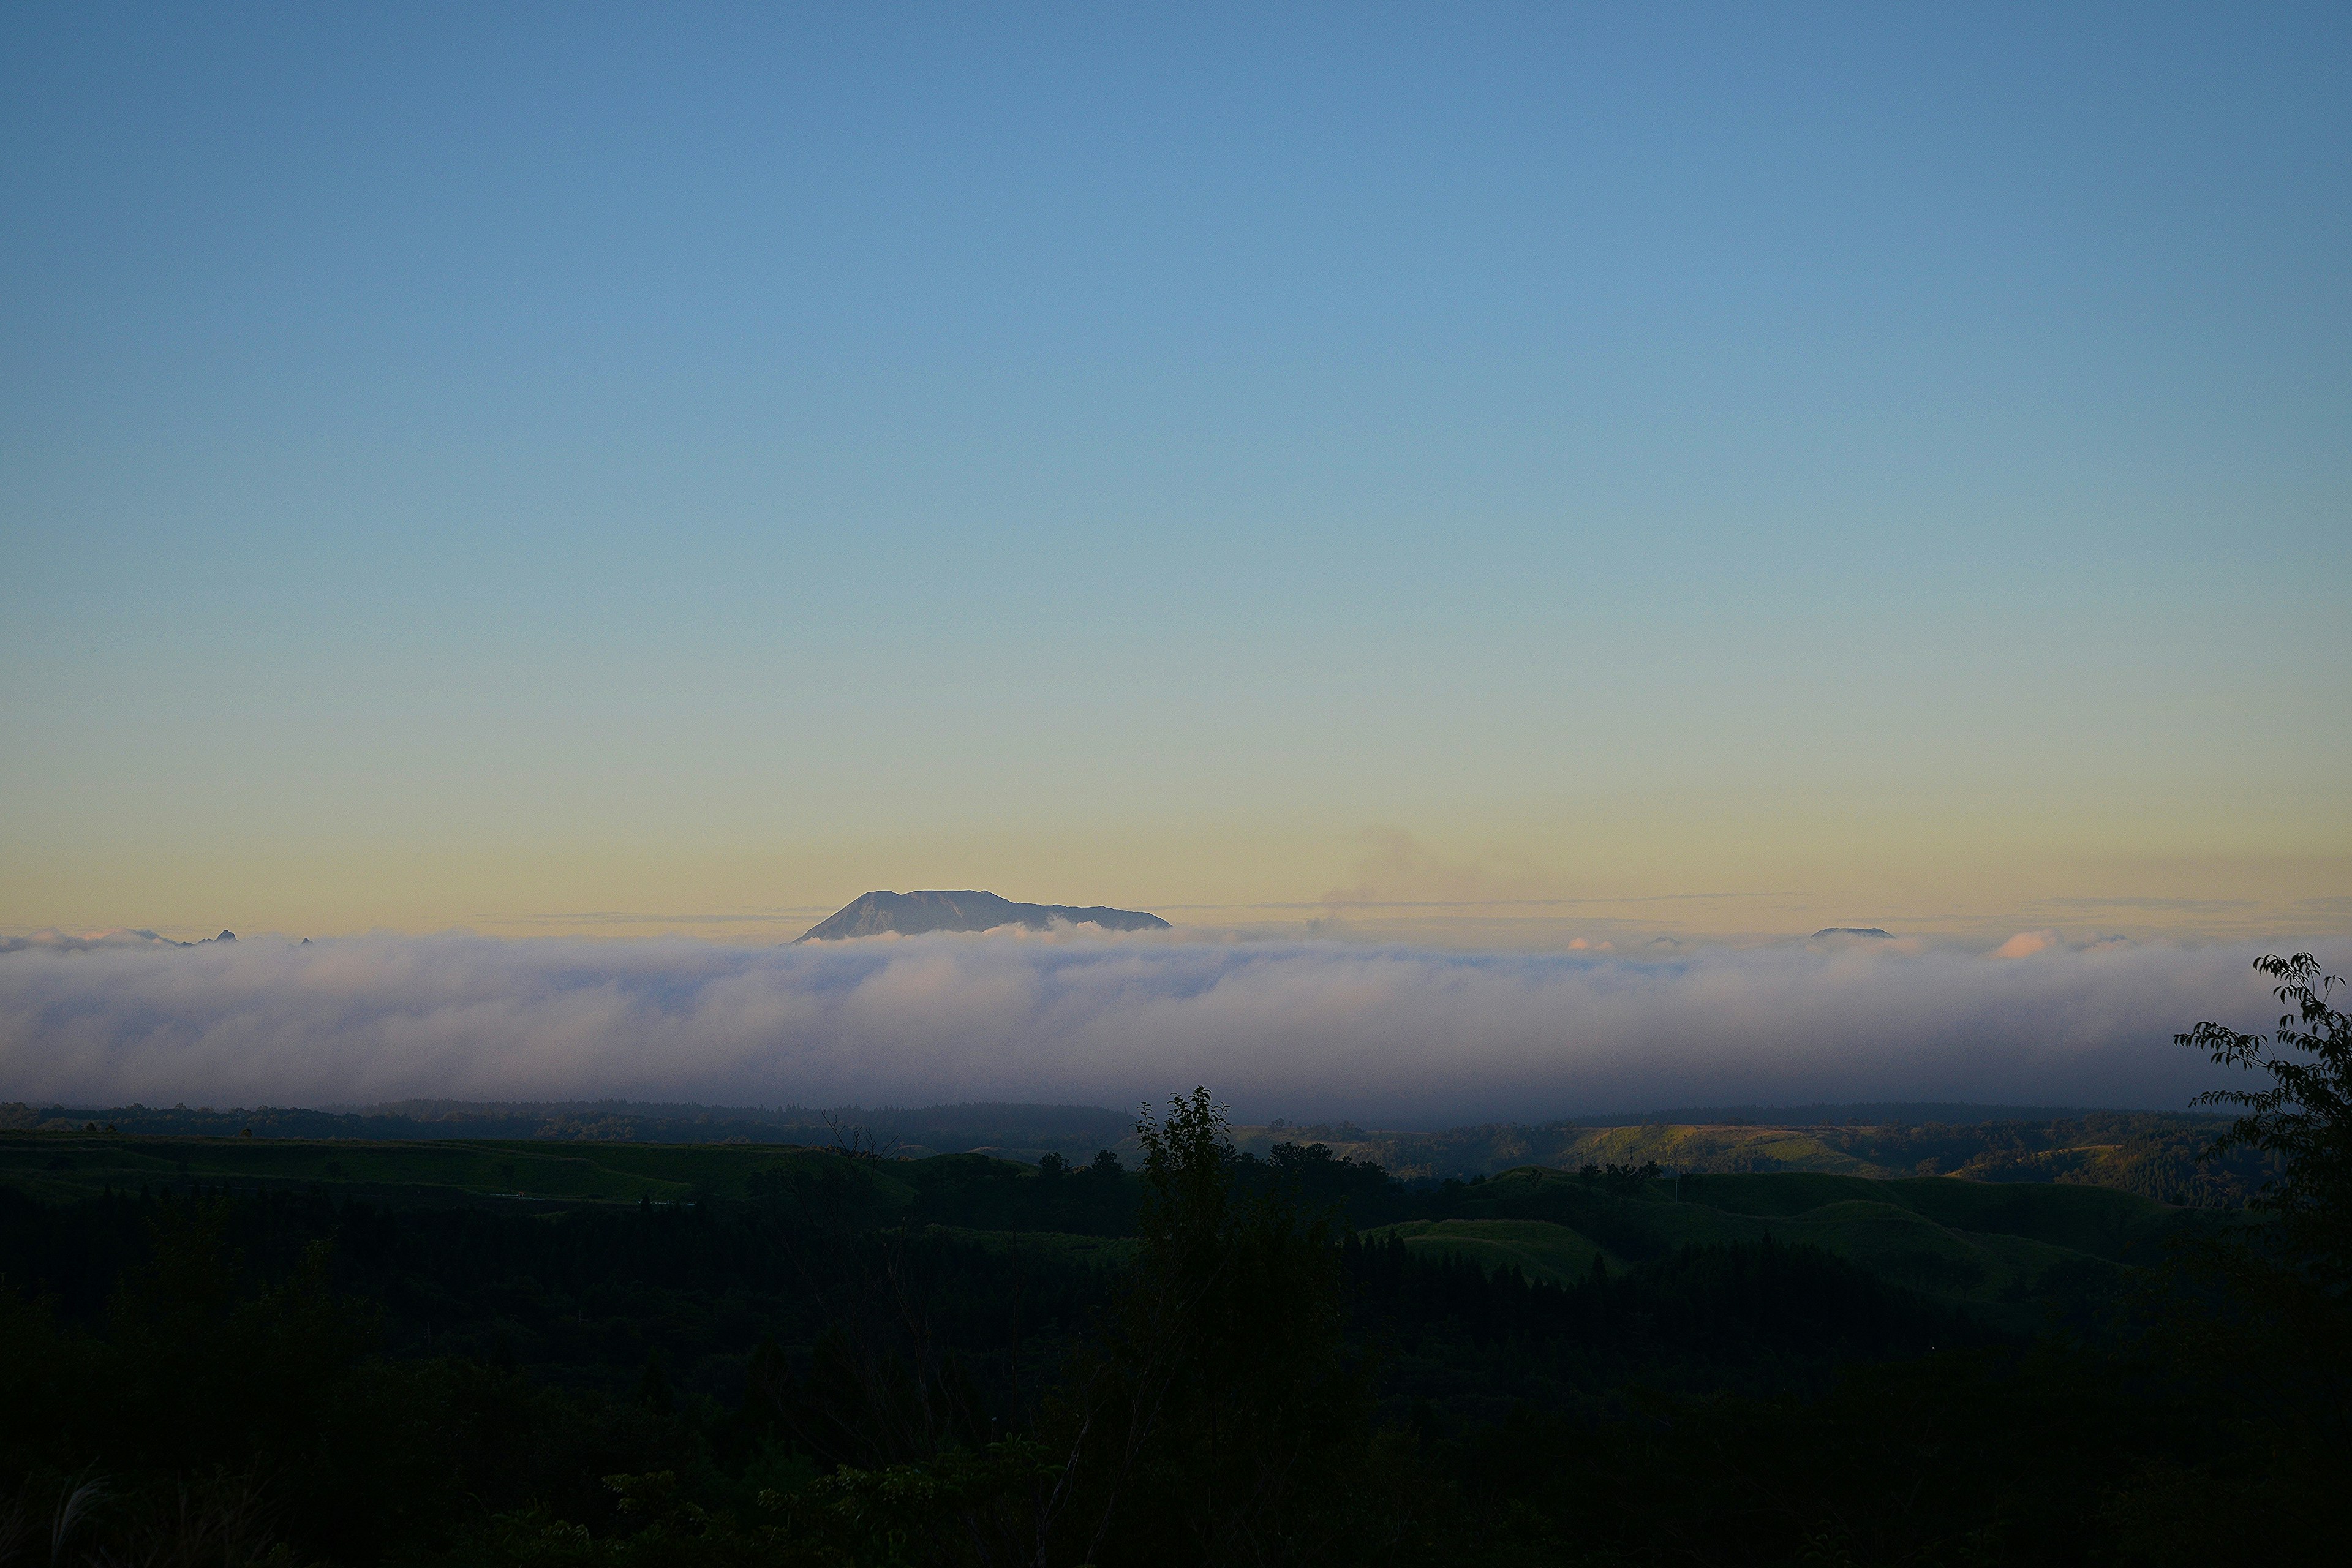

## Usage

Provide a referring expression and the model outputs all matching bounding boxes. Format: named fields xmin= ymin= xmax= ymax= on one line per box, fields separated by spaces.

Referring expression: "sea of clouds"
xmin=0 ymin=930 xmax=2309 ymax=1124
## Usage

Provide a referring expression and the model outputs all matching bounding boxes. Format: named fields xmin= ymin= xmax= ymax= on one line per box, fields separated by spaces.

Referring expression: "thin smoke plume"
xmin=0 ymin=932 xmax=2309 ymax=1126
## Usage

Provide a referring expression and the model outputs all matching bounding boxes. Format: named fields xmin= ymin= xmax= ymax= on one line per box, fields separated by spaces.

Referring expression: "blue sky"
xmin=3 ymin=2 xmax=2346 ymax=944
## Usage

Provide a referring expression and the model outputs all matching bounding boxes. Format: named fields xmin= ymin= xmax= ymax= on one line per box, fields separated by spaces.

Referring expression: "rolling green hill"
xmin=1238 ymin=1110 xmax=2266 ymax=1206
xmin=1365 ymin=1163 xmax=2226 ymax=1313
xmin=1368 ymin=1218 xmax=1621 ymax=1283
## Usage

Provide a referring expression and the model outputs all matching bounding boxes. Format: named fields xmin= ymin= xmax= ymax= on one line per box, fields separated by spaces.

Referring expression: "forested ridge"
xmin=0 ymin=1100 xmax=2278 ymax=1207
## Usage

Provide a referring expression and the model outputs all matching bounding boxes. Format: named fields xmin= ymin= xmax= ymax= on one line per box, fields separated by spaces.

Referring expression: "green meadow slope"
xmin=1370 ymin=1218 xmax=1622 ymax=1284
xmin=1366 ymin=1164 xmax=2222 ymax=1313
xmin=1241 ymin=1111 xmax=2263 ymax=1206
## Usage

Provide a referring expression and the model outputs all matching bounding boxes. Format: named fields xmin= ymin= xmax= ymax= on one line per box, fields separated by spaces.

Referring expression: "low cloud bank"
xmin=0 ymin=932 xmax=2310 ymax=1126
xmin=1 ymin=928 xmax=198 ymax=954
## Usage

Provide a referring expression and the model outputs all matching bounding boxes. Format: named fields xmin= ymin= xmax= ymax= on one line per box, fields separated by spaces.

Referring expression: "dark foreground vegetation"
xmin=4 ymin=957 xmax=2349 ymax=1566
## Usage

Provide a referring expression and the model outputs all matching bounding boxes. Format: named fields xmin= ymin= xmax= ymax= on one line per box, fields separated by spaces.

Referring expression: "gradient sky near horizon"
xmin=4 ymin=2 xmax=2348 ymax=949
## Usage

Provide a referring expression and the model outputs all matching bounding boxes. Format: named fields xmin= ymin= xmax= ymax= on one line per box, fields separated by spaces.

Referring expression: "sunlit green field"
xmin=1366 ymin=1163 xmax=2220 ymax=1312
xmin=1366 ymin=1218 xmax=1622 ymax=1283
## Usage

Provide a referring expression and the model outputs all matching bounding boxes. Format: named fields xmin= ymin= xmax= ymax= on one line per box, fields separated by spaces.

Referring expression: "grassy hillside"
xmin=1238 ymin=1110 xmax=2267 ymax=1206
xmin=1368 ymin=1218 xmax=1621 ymax=1284
xmin=1363 ymin=1163 xmax=2223 ymax=1314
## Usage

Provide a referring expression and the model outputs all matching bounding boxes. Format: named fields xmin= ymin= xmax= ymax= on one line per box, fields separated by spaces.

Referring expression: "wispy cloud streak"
xmin=0 ymin=933 xmax=2308 ymax=1125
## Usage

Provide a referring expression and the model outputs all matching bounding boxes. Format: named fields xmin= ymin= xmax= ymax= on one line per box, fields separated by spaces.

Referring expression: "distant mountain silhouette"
xmin=1812 ymin=927 xmax=1894 ymax=940
xmin=796 ymin=890 xmax=1170 ymax=943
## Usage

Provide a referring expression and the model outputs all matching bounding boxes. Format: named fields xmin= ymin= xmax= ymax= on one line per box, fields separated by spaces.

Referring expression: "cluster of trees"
xmin=4 ymin=956 xmax=2350 ymax=1564
xmin=1573 ymin=1160 xmax=1660 ymax=1194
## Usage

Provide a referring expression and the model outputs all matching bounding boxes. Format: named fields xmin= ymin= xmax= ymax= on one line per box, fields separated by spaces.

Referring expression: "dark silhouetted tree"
xmin=2180 ymin=952 xmax=2352 ymax=1288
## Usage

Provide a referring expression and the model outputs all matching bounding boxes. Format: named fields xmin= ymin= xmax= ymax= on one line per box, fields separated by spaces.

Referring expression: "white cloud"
xmin=0 ymin=932 xmax=2307 ymax=1125
xmin=1992 ymin=930 xmax=2062 ymax=959
xmin=0 ymin=928 xmax=187 ymax=954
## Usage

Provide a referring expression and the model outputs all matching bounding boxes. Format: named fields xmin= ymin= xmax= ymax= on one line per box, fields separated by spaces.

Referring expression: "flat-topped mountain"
xmin=795 ymin=889 xmax=1171 ymax=943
